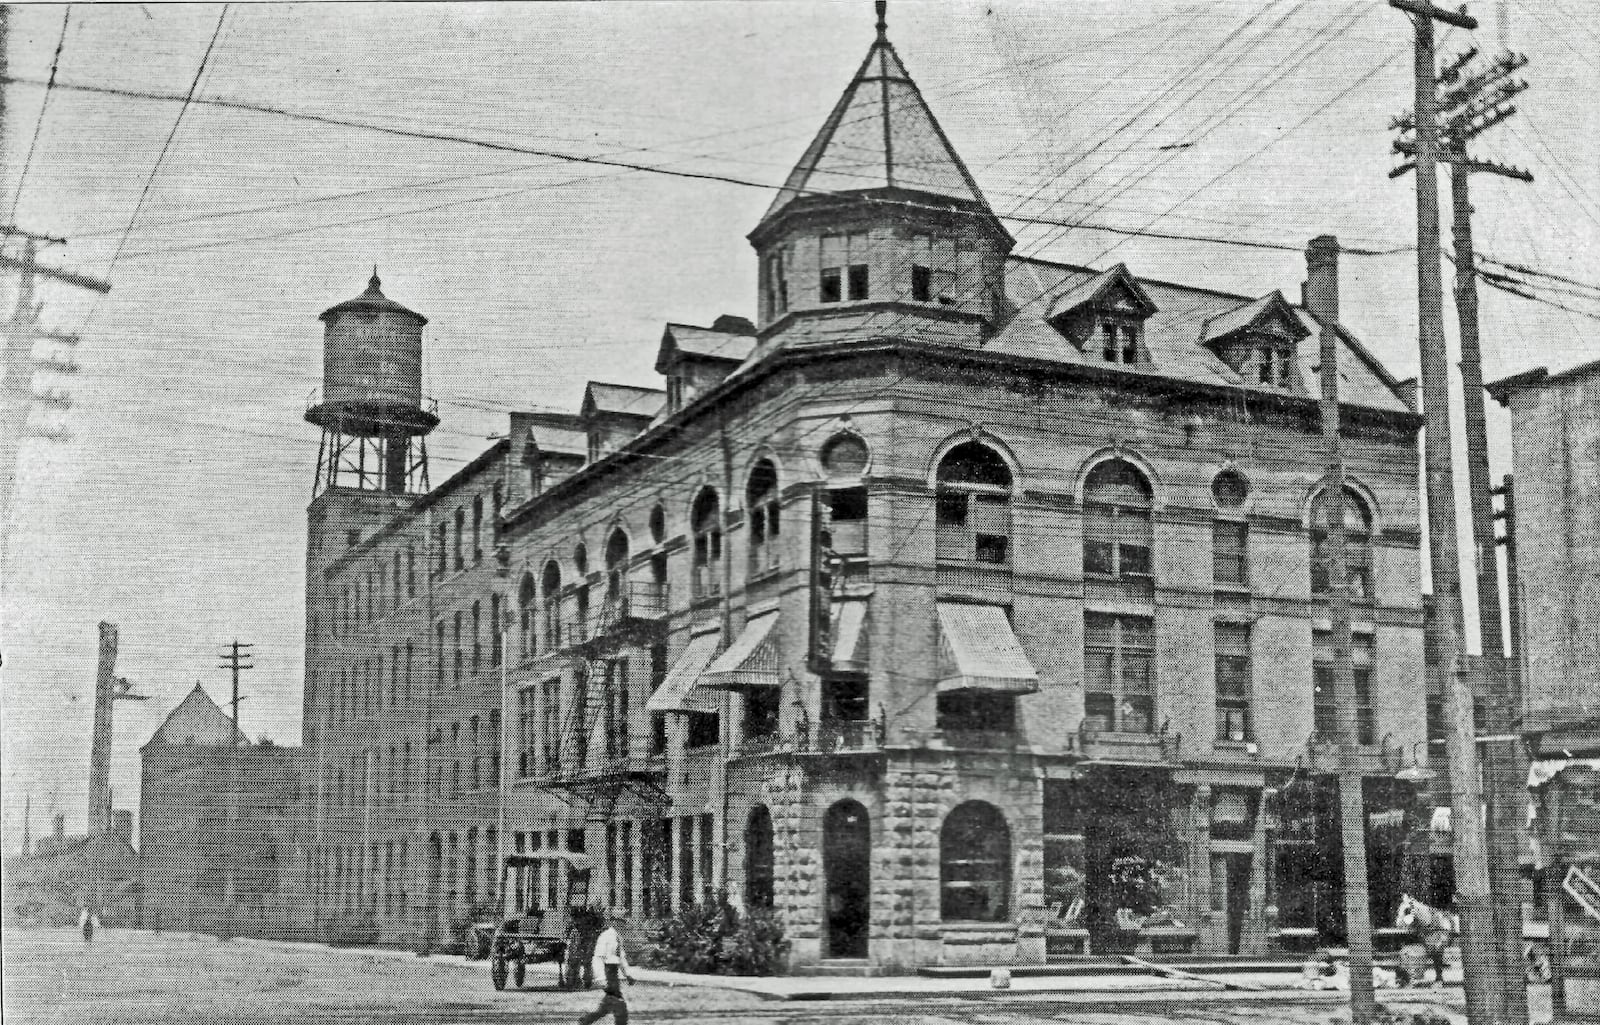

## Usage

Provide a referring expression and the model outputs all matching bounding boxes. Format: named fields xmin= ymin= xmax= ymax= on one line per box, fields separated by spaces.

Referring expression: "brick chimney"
xmin=1303 ymin=234 xmax=1340 ymax=327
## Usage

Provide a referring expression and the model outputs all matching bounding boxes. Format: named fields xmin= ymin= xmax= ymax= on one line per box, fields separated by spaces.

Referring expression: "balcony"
xmin=1078 ymin=723 xmax=1181 ymax=764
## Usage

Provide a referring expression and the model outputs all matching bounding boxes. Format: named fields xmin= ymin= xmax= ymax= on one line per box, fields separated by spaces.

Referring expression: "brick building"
xmin=139 ymin=684 xmax=304 ymax=936
xmin=299 ymin=17 xmax=1428 ymax=968
xmin=1488 ymin=361 xmax=1600 ymax=1016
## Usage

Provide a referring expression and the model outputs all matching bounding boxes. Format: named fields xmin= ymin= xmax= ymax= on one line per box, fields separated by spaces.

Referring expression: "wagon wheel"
xmin=490 ymin=955 xmax=508 ymax=991
xmin=513 ymin=958 xmax=526 ymax=988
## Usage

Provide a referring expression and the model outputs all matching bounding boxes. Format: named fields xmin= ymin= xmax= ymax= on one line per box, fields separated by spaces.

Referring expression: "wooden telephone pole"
xmin=1393 ymin=41 xmax=1534 ymax=1025
xmin=217 ymin=640 xmax=253 ymax=936
xmin=1308 ymin=234 xmax=1377 ymax=1025
xmin=1388 ymin=4 xmax=1507 ymax=1024
xmin=0 ymin=227 xmax=111 ymax=576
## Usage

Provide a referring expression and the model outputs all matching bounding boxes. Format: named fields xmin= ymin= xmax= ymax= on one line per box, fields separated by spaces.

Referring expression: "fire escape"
xmin=543 ymin=577 xmax=672 ymax=823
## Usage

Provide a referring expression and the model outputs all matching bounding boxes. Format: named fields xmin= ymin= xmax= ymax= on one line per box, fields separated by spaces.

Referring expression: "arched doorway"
xmin=823 ymin=799 xmax=870 ymax=958
xmin=745 ymin=806 xmax=774 ymax=909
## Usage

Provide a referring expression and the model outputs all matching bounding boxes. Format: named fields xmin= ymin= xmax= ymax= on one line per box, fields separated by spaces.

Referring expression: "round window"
xmin=1212 ymin=469 xmax=1249 ymax=509
xmin=821 ymin=433 xmax=870 ymax=478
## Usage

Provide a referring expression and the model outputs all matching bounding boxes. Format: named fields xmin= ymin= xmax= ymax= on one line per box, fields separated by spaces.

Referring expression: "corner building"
xmin=301 ymin=18 xmax=1429 ymax=969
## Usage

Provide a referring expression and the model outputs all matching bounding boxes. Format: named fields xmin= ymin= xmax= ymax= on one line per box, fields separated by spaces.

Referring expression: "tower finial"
xmin=875 ymin=0 xmax=887 ymax=39
xmin=368 ymin=265 xmax=381 ymax=292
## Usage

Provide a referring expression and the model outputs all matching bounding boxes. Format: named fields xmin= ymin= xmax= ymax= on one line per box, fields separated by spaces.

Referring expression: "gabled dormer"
xmin=1198 ymin=290 xmax=1310 ymax=392
xmin=579 ymin=383 xmax=665 ymax=462
xmin=654 ymin=315 xmax=757 ymax=414
xmin=1047 ymin=264 xmax=1158 ymax=365
xmin=748 ymin=7 xmax=1013 ymax=350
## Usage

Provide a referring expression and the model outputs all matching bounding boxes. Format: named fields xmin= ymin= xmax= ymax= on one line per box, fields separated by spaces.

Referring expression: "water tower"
xmin=305 ymin=270 xmax=437 ymax=494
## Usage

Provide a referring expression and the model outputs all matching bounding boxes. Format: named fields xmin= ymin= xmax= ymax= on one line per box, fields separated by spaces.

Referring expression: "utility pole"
xmin=1393 ymin=43 xmax=1534 ymax=1025
xmin=1308 ymin=234 xmax=1376 ymax=1025
xmin=1388 ymin=4 xmax=1502 ymax=1024
xmin=217 ymin=640 xmax=254 ymax=937
xmin=0 ymin=227 xmax=111 ymax=577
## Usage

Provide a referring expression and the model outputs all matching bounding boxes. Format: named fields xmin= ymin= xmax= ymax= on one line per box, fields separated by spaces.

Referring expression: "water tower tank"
xmin=306 ymin=271 xmax=437 ymax=438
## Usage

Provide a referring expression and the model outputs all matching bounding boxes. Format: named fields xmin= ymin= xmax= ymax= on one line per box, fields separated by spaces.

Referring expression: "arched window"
xmin=541 ymin=561 xmax=562 ymax=649
xmin=747 ymin=459 xmax=781 ymax=573
xmin=745 ymin=805 xmax=775 ymax=909
xmin=1212 ymin=470 xmax=1250 ymax=587
xmin=518 ymin=572 xmax=536 ymax=659
xmin=471 ymin=600 xmax=482 ymax=674
xmin=1083 ymin=459 xmax=1153 ymax=580
xmin=941 ymin=801 xmax=1011 ymax=922
xmin=1310 ymin=486 xmax=1373 ymax=599
xmin=691 ymin=488 xmax=723 ymax=599
xmin=605 ymin=528 xmax=630 ymax=602
xmin=649 ymin=504 xmax=666 ymax=544
xmin=935 ymin=442 xmax=1012 ymax=565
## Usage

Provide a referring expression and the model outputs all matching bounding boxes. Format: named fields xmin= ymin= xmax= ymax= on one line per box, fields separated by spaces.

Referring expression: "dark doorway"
xmin=745 ymin=805 xmax=775 ymax=909
xmin=1222 ymin=854 xmax=1252 ymax=954
xmin=823 ymin=799 xmax=870 ymax=958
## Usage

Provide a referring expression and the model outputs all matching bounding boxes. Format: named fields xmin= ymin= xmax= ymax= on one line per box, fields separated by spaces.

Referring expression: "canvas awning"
xmin=935 ymin=602 xmax=1040 ymax=694
xmin=702 ymin=610 xmax=781 ymax=690
xmin=830 ymin=599 xmax=870 ymax=673
xmin=644 ymin=628 xmax=723 ymax=714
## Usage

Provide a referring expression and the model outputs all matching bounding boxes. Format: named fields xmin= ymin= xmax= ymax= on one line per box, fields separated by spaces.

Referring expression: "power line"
xmin=102 ymin=5 xmax=231 ymax=277
xmin=8 ymin=7 xmax=71 ymax=223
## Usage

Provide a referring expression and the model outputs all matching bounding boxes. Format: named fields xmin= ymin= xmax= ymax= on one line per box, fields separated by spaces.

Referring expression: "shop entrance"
xmin=823 ymin=799 xmax=870 ymax=958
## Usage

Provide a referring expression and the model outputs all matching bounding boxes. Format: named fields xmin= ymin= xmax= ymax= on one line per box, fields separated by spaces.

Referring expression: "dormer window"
xmin=1101 ymin=319 xmax=1140 ymax=364
xmin=1257 ymin=345 xmax=1293 ymax=387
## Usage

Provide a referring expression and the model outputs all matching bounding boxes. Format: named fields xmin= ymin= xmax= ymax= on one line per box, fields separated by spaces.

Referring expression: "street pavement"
xmin=1 ymin=926 xmax=1552 ymax=1025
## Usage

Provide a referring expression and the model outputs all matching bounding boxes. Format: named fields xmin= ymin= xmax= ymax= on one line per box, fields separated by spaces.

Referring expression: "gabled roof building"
xmin=299 ymin=12 xmax=1427 ymax=968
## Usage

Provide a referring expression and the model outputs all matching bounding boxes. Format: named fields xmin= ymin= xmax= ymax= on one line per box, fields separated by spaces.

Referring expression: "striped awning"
xmin=644 ymin=628 xmax=723 ymax=714
xmin=702 ymin=610 xmax=781 ymax=690
xmin=830 ymin=599 xmax=870 ymax=673
xmin=935 ymin=602 xmax=1040 ymax=694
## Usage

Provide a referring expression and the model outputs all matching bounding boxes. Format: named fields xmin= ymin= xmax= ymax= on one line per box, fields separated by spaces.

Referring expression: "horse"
xmin=1396 ymin=893 xmax=1460 ymax=936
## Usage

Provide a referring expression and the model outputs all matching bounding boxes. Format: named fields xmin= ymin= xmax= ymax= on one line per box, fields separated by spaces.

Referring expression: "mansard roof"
xmin=755 ymin=16 xmax=1005 ymax=240
xmin=990 ymin=257 xmax=1412 ymax=413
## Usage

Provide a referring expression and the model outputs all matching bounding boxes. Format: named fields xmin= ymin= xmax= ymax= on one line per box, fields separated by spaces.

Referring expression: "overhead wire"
xmin=1055 ymin=2 xmax=1372 ymax=259
xmin=7 ymin=6 xmax=72 ymax=223
xmin=102 ymin=5 xmax=232 ymax=278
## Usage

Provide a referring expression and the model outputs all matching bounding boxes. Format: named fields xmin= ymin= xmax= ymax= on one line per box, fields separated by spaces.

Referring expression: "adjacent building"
xmin=139 ymin=683 xmax=304 ymax=936
xmin=299 ymin=17 xmax=1429 ymax=968
xmin=1488 ymin=361 xmax=1600 ymax=1018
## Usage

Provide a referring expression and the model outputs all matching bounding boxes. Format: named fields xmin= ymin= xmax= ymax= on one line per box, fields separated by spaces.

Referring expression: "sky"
xmin=2 ymin=0 xmax=1597 ymax=846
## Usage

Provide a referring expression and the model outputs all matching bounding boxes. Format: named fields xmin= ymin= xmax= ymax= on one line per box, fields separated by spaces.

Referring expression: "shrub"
xmin=638 ymin=891 xmax=789 ymax=976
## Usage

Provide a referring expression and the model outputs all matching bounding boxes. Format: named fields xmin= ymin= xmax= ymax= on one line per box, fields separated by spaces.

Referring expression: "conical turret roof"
xmin=757 ymin=10 xmax=1004 ymax=237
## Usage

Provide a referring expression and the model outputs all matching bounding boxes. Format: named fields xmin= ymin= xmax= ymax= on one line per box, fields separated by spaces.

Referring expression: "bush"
xmin=637 ymin=891 xmax=789 ymax=976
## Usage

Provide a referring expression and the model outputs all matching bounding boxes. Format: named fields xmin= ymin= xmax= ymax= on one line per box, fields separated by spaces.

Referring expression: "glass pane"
xmin=1084 ymin=540 xmax=1115 ymax=576
xmin=1121 ymin=653 xmax=1153 ymax=694
xmin=1119 ymin=543 xmax=1151 ymax=576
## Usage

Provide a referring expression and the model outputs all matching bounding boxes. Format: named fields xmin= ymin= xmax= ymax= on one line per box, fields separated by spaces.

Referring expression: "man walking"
xmin=579 ymin=913 xmax=633 ymax=1025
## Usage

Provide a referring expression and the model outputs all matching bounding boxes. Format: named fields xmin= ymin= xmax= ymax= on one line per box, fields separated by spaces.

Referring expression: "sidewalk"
xmin=230 ymin=934 xmax=1460 ymax=1004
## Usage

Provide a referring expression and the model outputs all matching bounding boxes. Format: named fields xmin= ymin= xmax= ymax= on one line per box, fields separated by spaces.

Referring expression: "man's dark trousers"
xmin=578 ymin=964 xmax=628 ymax=1025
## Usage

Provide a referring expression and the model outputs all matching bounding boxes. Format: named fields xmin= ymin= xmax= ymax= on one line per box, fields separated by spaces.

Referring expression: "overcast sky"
xmin=2 ymin=0 xmax=1596 ymax=844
